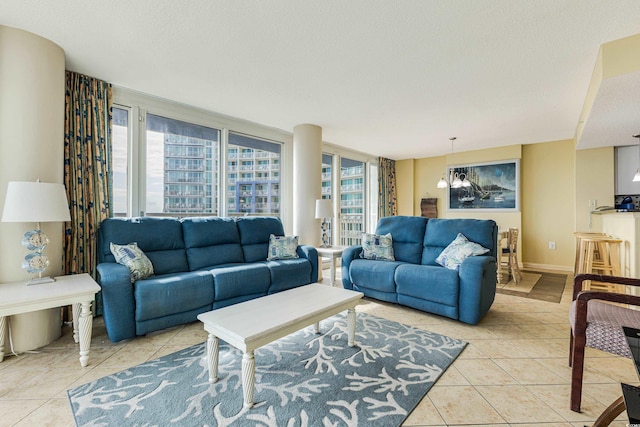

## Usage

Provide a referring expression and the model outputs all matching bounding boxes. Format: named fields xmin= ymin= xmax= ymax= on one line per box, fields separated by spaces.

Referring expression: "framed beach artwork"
xmin=446 ymin=159 xmax=520 ymax=212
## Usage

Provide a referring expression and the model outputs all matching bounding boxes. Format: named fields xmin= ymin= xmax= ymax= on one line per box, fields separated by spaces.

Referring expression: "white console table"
xmin=316 ymin=246 xmax=346 ymax=286
xmin=0 ymin=273 xmax=100 ymax=367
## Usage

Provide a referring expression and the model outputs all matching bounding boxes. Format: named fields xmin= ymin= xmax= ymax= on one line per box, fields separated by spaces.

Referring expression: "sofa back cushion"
xmin=182 ymin=217 xmax=244 ymax=270
xmin=375 ymin=216 xmax=428 ymax=264
xmin=97 ymin=217 xmax=189 ymax=275
xmin=422 ymin=218 xmax=497 ymax=266
xmin=236 ymin=217 xmax=286 ymax=262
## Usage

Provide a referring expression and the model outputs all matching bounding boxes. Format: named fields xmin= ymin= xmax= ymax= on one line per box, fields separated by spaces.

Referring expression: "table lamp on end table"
xmin=1 ymin=181 xmax=71 ymax=285
xmin=315 ymin=199 xmax=334 ymax=248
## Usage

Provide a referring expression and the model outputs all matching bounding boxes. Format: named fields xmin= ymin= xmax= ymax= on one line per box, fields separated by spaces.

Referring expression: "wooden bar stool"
xmin=576 ymin=236 xmax=625 ymax=293
xmin=573 ymin=232 xmax=607 ymax=274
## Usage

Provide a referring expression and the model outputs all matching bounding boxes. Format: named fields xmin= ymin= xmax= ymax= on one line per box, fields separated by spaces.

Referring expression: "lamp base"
xmin=26 ymin=276 xmax=55 ymax=286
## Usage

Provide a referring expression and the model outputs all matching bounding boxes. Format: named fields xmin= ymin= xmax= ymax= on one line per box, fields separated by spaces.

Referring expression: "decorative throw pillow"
xmin=360 ymin=232 xmax=395 ymax=261
xmin=110 ymin=242 xmax=154 ymax=283
xmin=435 ymin=233 xmax=490 ymax=270
xmin=267 ymin=234 xmax=299 ymax=261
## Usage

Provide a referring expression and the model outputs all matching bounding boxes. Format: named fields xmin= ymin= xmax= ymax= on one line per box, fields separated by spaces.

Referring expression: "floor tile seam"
xmin=426 ymin=384 xmax=509 ymax=425
xmin=470 ymin=383 xmax=571 ymax=424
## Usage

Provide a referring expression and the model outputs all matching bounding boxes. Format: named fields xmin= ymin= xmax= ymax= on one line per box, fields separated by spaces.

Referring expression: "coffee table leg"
xmin=242 ymin=351 xmax=255 ymax=408
xmin=206 ymin=334 xmax=218 ymax=382
xmin=347 ymin=307 xmax=356 ymax=347
xmin=78 ymin=301 xmax=93 ymax=367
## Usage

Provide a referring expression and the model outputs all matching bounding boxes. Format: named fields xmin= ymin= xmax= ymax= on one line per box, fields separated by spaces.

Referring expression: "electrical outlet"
xmin=548 ymin=241 xmax=556 ymax=250
xmin=589 ymin=200 xmax=597 ymax=209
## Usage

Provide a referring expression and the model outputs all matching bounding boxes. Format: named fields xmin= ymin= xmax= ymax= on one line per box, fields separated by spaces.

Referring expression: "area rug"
xmin=496 ymin=270 xmax=568 ymax=303
xmin=67 ymin=312 xmax=466 ymax=427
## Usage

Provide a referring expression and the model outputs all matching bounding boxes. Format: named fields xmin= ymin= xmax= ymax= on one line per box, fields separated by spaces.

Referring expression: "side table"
xmin=0 ymin=273 xmax=100 ymax=367
xmin=316 ymin=246 xmax=346 ymax=286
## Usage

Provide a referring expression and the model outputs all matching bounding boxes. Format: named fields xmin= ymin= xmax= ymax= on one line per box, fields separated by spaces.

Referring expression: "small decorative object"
xmin=1 ymin=180 xmax=71 ymax=285
xmin=315 ymin=199 xmax=334 ymax=248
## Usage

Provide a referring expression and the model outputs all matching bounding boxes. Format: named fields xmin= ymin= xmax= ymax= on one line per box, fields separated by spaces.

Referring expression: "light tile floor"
xmin=0 ymin=269 xmax=636 ymax=426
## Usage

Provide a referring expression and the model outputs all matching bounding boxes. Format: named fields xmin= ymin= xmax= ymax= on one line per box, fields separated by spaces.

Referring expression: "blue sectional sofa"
xmin=96 ymin=216 xmax=318 ymax=342
xmin=342 ymin=216 xmax=498 ymax=325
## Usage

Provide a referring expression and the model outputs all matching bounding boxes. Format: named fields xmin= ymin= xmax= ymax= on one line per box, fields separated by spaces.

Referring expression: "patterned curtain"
xmin=63 ymin=71 xmax=112 ymax=312
xmin=378 ymin=157 xmax=397 ymax=218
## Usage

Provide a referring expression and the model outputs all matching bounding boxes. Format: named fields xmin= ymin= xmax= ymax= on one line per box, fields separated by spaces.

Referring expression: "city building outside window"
xmin=227 ymin=132 xmax=281 ymax=216
xmin=146 ymin=114 xmax=220 ymax=215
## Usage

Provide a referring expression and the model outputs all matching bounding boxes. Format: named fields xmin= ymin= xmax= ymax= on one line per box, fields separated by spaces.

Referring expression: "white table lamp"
xmin=315 ymin=199 xmax=334 ymax=248
xmin=2 ymin=181 xmax=71 ymax=285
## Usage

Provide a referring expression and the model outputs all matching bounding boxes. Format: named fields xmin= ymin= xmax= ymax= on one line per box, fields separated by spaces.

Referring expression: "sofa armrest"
xmin=96 ymin=262 xmax=137 ymax=342
xmin=297 ymin=245 xmax=319 ymax=283
xmin=341 ymin=245 xmax=363 ymax=290
xmin=457 ymin=255 xmax=497 ymax=324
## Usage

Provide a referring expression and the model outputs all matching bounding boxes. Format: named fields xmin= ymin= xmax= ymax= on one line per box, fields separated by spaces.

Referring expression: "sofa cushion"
xmin=236 ymin=217 xmax=286 ymax=262
xmin=360 ymin=232 xmax=395 ymax=261
xmin=210 ymin=263 xmax=271 ymax=301
xmin=182 ymin=217 xmax=244 ymax=270
xmin=395 ymin=264 xmax=460 ymax=306
xmin=98 ymin=217 xmax=189 ymax=275
xmin=376 ymin=216 xmax=427 ymax=264
xmin=267 ymin=234 xmax=299 ymax=260
xmin=110 ymin=242 xmax=154 ymax=282
xmin=349 ymin=259 xmax=405 ymax=293
xmin=134 ymin=271 xmax=214 ymax=321
xmin=435 ymin=233 xmax=490 ymax=270
xmin=265 ymin=259 xmax=312 ymax=293
xmin=422 ymin=218 xmax=497 ymax=266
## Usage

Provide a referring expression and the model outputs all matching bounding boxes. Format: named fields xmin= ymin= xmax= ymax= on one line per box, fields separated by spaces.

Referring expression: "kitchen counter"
xmin=598 ymin=211 xmax=640 ymax=279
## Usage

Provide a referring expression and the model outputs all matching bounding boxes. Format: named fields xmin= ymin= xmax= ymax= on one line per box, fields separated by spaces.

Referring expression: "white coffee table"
xmin=0 ymin=273 xmax=100 ymax=367
xmin=197 ymin=284 xmax=363 ymax=408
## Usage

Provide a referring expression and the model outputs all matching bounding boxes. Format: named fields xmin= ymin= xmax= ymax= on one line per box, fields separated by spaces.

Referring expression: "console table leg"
xmin=242 ymin=351 xmax=255 ymax=408
xmin=78 ymin=301 xmax=93 ymax=367
xmin=72 ymin=302 xmax=80 ymax=343
xmin=0 ymin=316 xmax=5 ymax=362
xmin=314 ymin=322 xmax=320 ymax=334
xmin=206 ymin=334 xmax=219 ymax=382
xmin=347 ymin=307 xmax=356 ymax=347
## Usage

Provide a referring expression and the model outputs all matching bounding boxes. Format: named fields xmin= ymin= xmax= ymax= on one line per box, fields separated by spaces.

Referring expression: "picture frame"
xmin=446 ymin=159 xmax=520 ymax=212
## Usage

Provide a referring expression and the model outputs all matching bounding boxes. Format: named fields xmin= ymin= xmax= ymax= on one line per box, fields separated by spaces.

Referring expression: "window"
xmin=340 ymin=157 xmax=365 ymax=246
xmin=146 ymin=114 xmax=220 ymax=215
xmin=112 ymin=107 xmax=129 ymax=215
xmin=321 ymin=153 xmax=334 ymax=245
xmin=227 ymin=132 xmax=281 ymax=216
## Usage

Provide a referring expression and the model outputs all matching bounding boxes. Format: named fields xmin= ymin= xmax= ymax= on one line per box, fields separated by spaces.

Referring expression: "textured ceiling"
xmin=2 ymin=0 xmax=640 ymax=159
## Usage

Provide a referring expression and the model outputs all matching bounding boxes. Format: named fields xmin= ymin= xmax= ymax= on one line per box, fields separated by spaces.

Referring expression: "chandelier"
xmin=437 ymin=137 xmax=471 ymax=189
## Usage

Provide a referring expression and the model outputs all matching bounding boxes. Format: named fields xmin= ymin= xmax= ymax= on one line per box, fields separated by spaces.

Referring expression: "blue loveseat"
xmin=96 ymin=216 xmax=318 ymax=342
xmin=342 ymin=216 xmax=498 ymax=325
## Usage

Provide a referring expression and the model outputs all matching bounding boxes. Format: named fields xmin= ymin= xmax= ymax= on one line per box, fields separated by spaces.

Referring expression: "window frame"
xmin=112 ymin=87 xmax=293 ymax=227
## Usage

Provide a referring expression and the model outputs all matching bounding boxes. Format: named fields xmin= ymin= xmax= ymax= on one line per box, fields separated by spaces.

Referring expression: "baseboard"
xmin=522 ymin=262 xmax=573 ymax=274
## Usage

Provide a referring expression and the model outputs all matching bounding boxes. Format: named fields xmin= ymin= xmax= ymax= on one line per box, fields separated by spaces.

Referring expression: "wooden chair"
xmin=500 ymin=227 xmax=521 ymax=283
xmin=569 ymin=273 xmax=640 ymax=413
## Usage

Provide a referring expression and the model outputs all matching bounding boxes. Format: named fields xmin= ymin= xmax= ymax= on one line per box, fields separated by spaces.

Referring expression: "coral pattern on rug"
xmin=68 ymin=312 xmax=466 ymax=427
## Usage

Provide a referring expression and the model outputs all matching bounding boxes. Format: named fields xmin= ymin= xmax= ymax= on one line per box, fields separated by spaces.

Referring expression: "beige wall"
xmin=396 ymin=159 xmax=415 ymax=216
xmin=396 ymin=140 xmax=579 ymax=271
xmin=0 ymin=25 xmax=66 ymax=350
xmin=521 ymin=140 xmax=575 ymax=269
xmin=575 ymin=147 xmax=615 ymax=233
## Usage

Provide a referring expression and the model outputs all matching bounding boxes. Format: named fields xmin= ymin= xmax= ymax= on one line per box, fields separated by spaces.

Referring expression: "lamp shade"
xmin=315 ymin=199 xmax=333 ymax=219
xmin=2 ymin=181 xmax=71 ymax=223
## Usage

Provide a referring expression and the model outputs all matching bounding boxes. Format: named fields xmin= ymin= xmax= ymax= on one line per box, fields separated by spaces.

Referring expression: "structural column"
xmin=293 ymin=124 xmax=322 ymax=246
xmin=0 ymin=26 xmax=66 ymax=350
